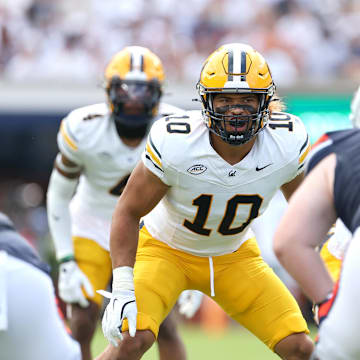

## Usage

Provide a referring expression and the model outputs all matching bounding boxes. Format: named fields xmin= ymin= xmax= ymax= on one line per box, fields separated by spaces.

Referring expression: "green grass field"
xmin=92 ymin=324 xmax=317 ymax=359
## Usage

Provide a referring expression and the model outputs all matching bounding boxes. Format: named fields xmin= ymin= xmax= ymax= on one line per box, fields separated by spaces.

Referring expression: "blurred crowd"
xmin=1 ymin=0 xmax=360 ymax=87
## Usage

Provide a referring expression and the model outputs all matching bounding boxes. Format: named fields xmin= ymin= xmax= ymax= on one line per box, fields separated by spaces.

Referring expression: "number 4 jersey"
xmin=57 ymin=102 xmax=185 ymax=249
xmin=142 ymin=110 xmax=310 ymax=256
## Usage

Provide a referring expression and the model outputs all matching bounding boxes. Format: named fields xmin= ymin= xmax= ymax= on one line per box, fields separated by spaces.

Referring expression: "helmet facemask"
xmin=197 ymin=43 xmax=276 ymax=145
xmin=104 ymin=46 xmax=165 ymax=140
xmin=200 ymin=88 xmax=272 ymax=146
xmin=108 ymin=77 xmax=162 ymax=139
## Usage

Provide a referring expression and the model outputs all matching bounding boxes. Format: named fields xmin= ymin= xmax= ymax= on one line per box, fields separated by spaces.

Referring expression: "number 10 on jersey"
xmin=183 ymin=194 xmax=263 ymax=236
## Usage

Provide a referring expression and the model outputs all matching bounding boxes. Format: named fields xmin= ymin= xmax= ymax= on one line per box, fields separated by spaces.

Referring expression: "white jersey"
xmin=57 ymin=102 xmax=184 ymax=248
xmin=142 ymin=111 xmax=310 ymax=257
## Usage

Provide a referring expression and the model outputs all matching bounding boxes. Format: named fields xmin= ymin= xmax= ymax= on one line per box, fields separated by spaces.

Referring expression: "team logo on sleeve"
xmin=187 ymin=164 xmax=207 ymax=175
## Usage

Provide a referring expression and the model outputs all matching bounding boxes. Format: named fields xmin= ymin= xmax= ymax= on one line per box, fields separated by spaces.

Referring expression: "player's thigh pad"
xmin=211 ymin=237 xmax=309 ymax=351
xmin=121 ymin=226 xmax=188 ymax=338
xmin=73 ymin=236 xmax=112 ymax=306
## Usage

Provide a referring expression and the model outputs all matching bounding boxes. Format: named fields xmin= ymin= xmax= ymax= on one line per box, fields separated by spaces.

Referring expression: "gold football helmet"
xmin=105 ymin=46 xmax=165 ymax=138
xmin=197 ymin=43 xmax=275 ymax=145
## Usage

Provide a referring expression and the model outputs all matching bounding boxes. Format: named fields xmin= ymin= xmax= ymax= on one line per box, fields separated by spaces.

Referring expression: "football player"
xmin=294 ymin=86 xmax=360 ymax=295
xmin=96 ymin=43 xmax=314 ymax=360
xmin=314 ymin=85 xmax=360 ymax=284
xmin=274 ymin=125 xmax=360 ymax=359
xmin=47 ymin=46 xmax=190 ymax=360
xmin=0 ymin=213 xmax=81 ymax=360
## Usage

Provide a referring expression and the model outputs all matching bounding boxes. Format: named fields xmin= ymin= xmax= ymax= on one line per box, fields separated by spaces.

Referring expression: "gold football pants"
xmin=73 ymin=236 xmax=112 ymax=306
xmin=121 ymin=226 xmax=309 ymax=351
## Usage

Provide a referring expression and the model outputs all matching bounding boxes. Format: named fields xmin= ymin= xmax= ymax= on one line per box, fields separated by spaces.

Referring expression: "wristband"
xmin=58 ymin=255 xmax=75 ymax=264
xmin=112 ymin=266 xmax=134 ymax=291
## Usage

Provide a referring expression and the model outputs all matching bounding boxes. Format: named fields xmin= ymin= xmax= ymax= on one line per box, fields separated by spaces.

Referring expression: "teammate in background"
xmin=97 ymin=43 xmax=314 ymax=360
xmin=274 ymin=86 xmax=360 ymax=360
xmin=47 ymin=46 xmax=189 ymax=360
xmin=0 ymin=213 xmax=81 ymax=360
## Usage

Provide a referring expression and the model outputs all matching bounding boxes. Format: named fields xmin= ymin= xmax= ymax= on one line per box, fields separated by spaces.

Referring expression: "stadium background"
xmin=1 ymin=0 xmax=359 ymax=358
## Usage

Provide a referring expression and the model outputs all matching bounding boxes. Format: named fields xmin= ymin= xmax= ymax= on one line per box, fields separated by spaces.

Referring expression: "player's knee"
xmin=158 ymin=314 xmax=179 ymax=342
xmin=119 ymin=331 xmax=155 ymax=358
xmin=70 ymin=316 xmax=96 ymax=342
xmin=70 ymin=303 xmax=99 ymax=342
xmin=275 ymin=332 xmax=314 ymax=359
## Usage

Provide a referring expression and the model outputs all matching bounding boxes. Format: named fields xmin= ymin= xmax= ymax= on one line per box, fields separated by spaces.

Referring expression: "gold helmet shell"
xmin=105 ymin=46 xmax=165 ymax=138
xmin=197 ymin=43 xmax=275 ymax=145
xmin=105 ymin=46 xmax=165 ymax=84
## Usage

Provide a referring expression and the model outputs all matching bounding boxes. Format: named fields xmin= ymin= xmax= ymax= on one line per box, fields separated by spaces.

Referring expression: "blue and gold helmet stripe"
xmin=129 ymin=52 xmax=133 ymax=71
xmin=226 ymin=47 xmax=247 ymax=84
xmin=140 ymin=54 xmax=144 ymax=72
xmin=227 ymin=50 xmax=233 ymax=82
xmin=128 ymin=48 xmax=145 ymax=76
xmin=240 ymin=51 xmax=246 ymax=81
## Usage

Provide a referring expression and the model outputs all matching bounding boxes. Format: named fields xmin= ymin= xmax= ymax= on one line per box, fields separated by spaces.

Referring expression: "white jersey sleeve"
xmin=57 ymin=103 xmax=108 ymax=165
xmin=57 ymin=114 xmax=82 ymax=165
xmin=142 ymin=114 xmax=188 ymax=185
xmin=158 ymin=102 xmax=186 ymax=117
xmin=268 ymin=112 xmax=310 ymax=183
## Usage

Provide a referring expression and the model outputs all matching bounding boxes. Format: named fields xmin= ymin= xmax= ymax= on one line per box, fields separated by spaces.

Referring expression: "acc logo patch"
xmin=187 ymin=164 xmax=207 ymax=175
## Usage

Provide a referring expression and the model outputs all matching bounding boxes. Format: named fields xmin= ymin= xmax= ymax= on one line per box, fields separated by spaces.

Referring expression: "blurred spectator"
xmin=0 ymin=0 xmax=360 ymax=86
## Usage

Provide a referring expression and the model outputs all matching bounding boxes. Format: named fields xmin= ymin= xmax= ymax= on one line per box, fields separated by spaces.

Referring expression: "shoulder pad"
xmin=159 ymin=102 xmax=186 ymax=117
xmin=143 ymin=112 xmax=196 ymax=180
xmin=269 ymin=112 xmax=310 ymax=170
xmin=59 ymin=103 xmax=108 ymax=150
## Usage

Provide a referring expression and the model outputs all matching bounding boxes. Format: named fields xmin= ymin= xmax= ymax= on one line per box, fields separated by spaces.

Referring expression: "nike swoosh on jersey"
xmin=256 ymin=163 xmax=273 ymax=171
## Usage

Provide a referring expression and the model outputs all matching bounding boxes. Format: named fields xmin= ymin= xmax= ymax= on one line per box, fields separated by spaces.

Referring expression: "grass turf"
xmin=92 ymin=324 xmax=317 ymax=359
